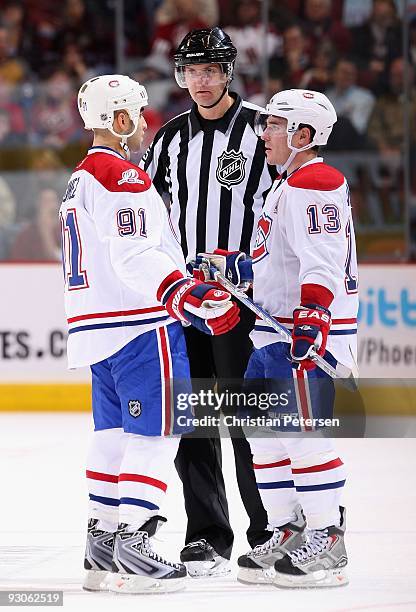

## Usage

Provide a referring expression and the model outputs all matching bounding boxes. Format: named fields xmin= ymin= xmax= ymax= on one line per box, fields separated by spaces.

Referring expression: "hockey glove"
xmin=192 ymin=249 xmax=253 ymax=291
xmin=157 ymin=270 xmax=240 ymax=336
xmin=291 ymin=304 xmax=331 ymax=371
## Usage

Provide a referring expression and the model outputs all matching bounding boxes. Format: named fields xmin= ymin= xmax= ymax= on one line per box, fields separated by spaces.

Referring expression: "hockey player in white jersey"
xmin=196 ymin=89 xmax=358 ymax=588
xmin=60 ymin=74 xmax=240 ymax=594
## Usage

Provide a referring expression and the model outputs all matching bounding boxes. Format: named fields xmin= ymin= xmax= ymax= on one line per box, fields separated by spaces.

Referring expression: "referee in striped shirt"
xmin=141 ymin=27 xmax=276 ymax=576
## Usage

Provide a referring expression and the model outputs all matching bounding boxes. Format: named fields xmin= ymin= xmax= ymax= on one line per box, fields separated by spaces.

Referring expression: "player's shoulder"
xmin=287 ymin=162 xmax=345 ymax=192
xmin=76 ymin=149 xmax=152 ymax=193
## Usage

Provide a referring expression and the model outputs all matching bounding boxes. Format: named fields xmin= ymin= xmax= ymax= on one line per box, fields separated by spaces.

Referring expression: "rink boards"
xmin=0 ymin=263 xmax=415 ymax=413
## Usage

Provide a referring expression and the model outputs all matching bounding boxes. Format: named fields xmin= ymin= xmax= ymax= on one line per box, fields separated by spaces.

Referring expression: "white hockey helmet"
xmin=254 ymin=89 xmax=337 ymax=173
xmin=77 ymin=74 xmax=148 ymax=138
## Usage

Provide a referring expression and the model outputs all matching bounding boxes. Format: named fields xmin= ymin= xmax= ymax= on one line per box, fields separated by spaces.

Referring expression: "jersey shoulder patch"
xmin=76 ymin=153 xmax=152 ymax=193
xmin=287 ymin=163 xmax=344 ymax=191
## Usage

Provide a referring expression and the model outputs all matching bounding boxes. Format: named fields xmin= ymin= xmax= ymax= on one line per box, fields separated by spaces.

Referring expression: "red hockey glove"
xmin=157 ymin=271 xmax=240 ymax=336
xmin=291 ymin=304 xmax=331 ymax=371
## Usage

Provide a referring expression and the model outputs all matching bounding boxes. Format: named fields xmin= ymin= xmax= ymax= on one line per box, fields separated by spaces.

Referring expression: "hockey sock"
xmin=283 ymin=438 xmax=346 ymax=529
xmin=86 ymin=427 xmax=127 ymax=531
xmin=249 ymin=437 xmax=299 ymax=527
xmin=118 ymin=434 xmax=180 ymax=528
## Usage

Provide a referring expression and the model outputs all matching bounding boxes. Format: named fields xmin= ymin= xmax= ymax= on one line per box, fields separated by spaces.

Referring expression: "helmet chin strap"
xmin=276 ymin=132 xmax=315 ymax=175
xmin=276 ymin=149 xmax=298 ymax=176
xmin=108 ymin=110 xmax=139 ymax=160
xmin=199 ymin=85 xmax=228 ymax=109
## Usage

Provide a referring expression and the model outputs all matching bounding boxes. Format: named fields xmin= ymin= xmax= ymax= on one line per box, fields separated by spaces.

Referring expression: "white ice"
xmin=0 ymin=413 xmax=416 ymax=612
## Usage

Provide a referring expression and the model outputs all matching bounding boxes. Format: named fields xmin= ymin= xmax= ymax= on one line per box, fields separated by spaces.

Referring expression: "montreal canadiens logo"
xmin=216 ymin=149 xmax=247 ymax=189
xmin=117 ymin=168 xmax=145 ymax=186
xmin=109 ymin=80 xmax=120 ymax=87
xmin=252 ymin=213 xmax=273 ymax=262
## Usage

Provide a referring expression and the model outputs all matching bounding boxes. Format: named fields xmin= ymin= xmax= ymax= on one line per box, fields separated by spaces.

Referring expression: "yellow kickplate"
xmin=0 ymin=384 xmax=91 ymax=411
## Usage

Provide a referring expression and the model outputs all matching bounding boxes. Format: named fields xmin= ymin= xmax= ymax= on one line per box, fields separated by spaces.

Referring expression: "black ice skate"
xmin=180 ymin=540 xmax=230 ymax=577
xmin=237 ymin=505 xmax=306 ymax=585
xmin=83 ymin=518 xmax=115 ymax=591
xmin=109 ymin=515 xmax=187 ymax=593
xmin=274 ymin=506 xmax=348 ymax=588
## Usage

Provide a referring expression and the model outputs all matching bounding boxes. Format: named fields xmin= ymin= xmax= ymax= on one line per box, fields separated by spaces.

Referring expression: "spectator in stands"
xmin=0 ymin=76 xmax=25 ymax=141
xmin=350 ymin=0 xmax=402 ymax=93
xmin=57 ymin=0 xmax=112 ymax=71
xmin=299 ymin=39 xmax=335 ymax=92
xmin=151 ymin=0 xmax=209 ymax=59
xmin=326 ymin=58 xmax=375 ymax=135
xmin=0 ymin=24 xmax=25 ymax=84
xmin=62 ymin=42 xmax=95 ymax=86
xmin=23 ymin=1 xmax=62 ymax=73
xmin=0 ymin=107 xmax=21 ymax=147
xmin=0 ymin=1 xmax=25 ymax=58
xmin=226 ymin=0 xmax=281 ymax=92
xmin=367 ymin=57 xmax=416 ymax=156
xmin=271 ymin=23 xmax=310 ymax=88
xmin=10 ymin=187 xmax=61 ymax=261
xmin=30 ymin=68 xmax=82 ymax=148
xmin=366 ymin=57 xmax=415 ymax=223
xmin=301 ymin=0 xmax=352 ymax=57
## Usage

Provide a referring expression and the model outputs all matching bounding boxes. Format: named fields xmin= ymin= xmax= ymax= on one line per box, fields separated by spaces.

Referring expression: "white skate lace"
xmin=184 ymin=539 xmax=213 ymax=551
xmin=250 ymin=529 xmax=282 ymax=557
xmin=139 ymin=533 xmax=182 ymax=569
xmin=288 ymin=529 xmax=329 ymax=563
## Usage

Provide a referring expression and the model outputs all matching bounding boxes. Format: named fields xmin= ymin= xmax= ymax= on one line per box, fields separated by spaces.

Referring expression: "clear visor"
xmin=175 ymin=64 xmax=231 ymax=89
xmin=254 ymin=111 xmax=289 ymax=137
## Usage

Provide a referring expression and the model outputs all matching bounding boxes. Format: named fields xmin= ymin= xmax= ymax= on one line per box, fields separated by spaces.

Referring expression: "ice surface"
xmin=0 ymin=413 xmax=415 ymax=611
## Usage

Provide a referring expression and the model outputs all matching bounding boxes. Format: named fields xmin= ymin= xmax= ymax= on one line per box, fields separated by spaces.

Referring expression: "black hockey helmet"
xmin=174 ymin=27 xmax=237 ymax=88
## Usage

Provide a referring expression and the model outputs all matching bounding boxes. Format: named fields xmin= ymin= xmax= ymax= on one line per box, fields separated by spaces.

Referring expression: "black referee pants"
xmin=174 ymin=300 xmax=269 ymax=559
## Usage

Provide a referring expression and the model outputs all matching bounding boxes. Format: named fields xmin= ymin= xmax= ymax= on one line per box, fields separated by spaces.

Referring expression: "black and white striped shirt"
xmin=140 ymin=93 xmax=276 ymax=261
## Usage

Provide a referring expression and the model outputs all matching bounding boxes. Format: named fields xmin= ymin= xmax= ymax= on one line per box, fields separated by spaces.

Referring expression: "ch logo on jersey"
xmin=216 ymin=149 xmax=246 ymax=189
xmin=117 ymin=169 xmax=145 ymax=186
xmin=128 ymin=400 xmax=142 ymax=417
xmin=252 ymin=213 xmax=273 ymax=263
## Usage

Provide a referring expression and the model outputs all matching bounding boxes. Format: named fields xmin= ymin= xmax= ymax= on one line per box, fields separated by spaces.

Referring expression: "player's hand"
xmin=194 ymin=249 xmax=253 ymax=291
xmin=290 ymin=304 xmax=331 ymax=370
xmin=157 ymin=271 xmax=240 ymax=335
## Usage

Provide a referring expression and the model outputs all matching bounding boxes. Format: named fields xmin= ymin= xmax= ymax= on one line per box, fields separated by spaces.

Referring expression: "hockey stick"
xmin=201 ymin=261 xmax=358 ymax=392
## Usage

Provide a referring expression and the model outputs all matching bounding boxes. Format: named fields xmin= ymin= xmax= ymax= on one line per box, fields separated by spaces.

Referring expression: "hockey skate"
xmin=83 ymin=518 xmax=115 ymax=591
xmin=237 ymin=505 xmax=306 ymax=585
xmin=274 ymin=506 xmax=348 ymax=588
xmin=109 ymin=515 xmax=187 ymax=594
xmin=180 ymin=540 xmax=230 ymax=577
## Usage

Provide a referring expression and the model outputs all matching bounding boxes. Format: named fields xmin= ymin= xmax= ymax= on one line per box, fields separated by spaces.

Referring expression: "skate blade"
xmin=83 ymin=569 xmax=110 ymax=591
xmin=108 ymin=572 xmax=186 ymax=594
xmin=274 ymin=567 xmax=349 ymax=589
xmin=184 ymin=559 xmax=230 ymax=578
xmin=237 ymin=567 xmax=275 ymax=585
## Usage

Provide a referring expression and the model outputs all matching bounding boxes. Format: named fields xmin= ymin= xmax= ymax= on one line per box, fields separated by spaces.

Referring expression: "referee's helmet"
xmin=174 ymin=27 xmax=237 ymax=88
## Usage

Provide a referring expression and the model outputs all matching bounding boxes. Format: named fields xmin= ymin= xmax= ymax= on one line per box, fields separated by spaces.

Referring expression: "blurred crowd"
xmin=0 ymin=0 xmax=414 ymax=261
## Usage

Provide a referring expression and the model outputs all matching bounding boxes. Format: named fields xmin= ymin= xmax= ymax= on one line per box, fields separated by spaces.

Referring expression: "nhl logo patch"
xmin=128 ymin=400 xmax=142 ymax=417
xmin=216 ymin=149 xmax=247 ymax=190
